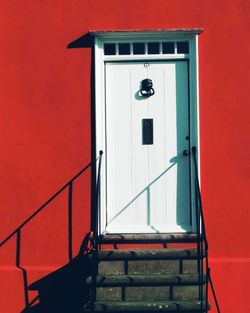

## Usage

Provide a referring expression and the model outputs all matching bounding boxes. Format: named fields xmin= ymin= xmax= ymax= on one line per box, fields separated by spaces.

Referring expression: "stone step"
xmin=98 ymin=258 xmax=198 ymax=275
xmin=94 ymin=248 xmax=201 ymax=261
xmin=92 ymin=249 xmax=201 ymax=275
xmin=86 ymin=273 xmax=205 ymax=287
xmin=98 ymin=234 xmax=200 ymax=245
xmin=84 ymin=300 xmax=209 ymax=312
xmin=96 ymin=285 xmax=205 ymax=302
xmin=87 ymin=273 xmax=206 ymax=302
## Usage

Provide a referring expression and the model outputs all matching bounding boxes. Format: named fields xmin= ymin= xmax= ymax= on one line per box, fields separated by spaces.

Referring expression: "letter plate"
xmin=142 ymin=119 xmax=153 ymax=145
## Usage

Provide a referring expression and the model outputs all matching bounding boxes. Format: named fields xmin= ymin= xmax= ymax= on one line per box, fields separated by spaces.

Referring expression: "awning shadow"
xmin=67 ymin=33 xmax=93 ymax=49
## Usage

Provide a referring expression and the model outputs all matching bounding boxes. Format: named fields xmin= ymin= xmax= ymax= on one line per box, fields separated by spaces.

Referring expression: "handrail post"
xmin=90 ymin=150 xmax=103 ymax=304
xmin=93 ymin=150 xmax=103 ymax=248
xmin=97 ymin=150 xmax=103 ymax=241
xmin=192 ymin=146 xmax=220 ymax=313
xmin=192 ymin=147 xmax=202 ymax=309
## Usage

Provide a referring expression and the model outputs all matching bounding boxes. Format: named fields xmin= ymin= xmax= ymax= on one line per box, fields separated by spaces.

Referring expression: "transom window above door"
xmin=103 ymin=41 xmax=189 ymax=56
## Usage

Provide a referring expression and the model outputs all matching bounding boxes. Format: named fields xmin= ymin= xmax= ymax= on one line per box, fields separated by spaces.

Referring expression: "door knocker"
xmin=140 ymin=78 xmax=155 ymax=97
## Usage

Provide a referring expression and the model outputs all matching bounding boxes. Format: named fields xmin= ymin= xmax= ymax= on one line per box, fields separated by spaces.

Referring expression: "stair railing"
xmin=191 ymin=146 xmax=221 ymax=313
xmin=93 ymin=150 xmax=103 ymax=248
xmin=0 ymin=151 xmax=103 ymax=310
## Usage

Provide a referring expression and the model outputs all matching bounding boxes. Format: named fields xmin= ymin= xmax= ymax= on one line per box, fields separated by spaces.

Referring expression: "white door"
xmin=104 ymin=61 xmax=191 ymax=233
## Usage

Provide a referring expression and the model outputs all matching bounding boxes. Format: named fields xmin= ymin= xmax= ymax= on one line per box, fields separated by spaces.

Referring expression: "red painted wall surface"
xmin=0 ymin=1 xmax=249 ymax=312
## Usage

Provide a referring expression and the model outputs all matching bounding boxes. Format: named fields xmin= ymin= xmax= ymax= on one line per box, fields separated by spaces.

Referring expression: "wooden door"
xmin=104 ymin=61 xmax=191 ymax=233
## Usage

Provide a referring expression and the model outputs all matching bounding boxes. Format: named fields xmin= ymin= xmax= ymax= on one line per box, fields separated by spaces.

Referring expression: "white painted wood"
xmin=91 ymin=30 xmax=203 ymax=42
xmin=103 ymin=54 xmax=189 ymax=62
xmin=130 ymin=67 xmax=149 ymax=226
xmin=94 ymin=32 xmax=200 ymax=234
xmin=105 ymin=61 xmax=191 ymax=233
xmin=105 ymin=66 xmax=133 ymax=228
xmin=189 ymin=36 xmax=200 ymax=232
xmin=94 ymin=38 xmax=107 ymax=234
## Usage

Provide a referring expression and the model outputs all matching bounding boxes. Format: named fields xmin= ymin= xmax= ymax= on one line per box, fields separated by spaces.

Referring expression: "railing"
xmin=0 ymin=150 xmax=103 ymax=311
xmin=89 ymin=150 xmax=103 ymax=305
xmin=191 ymin=146 xmax=221 ymax=313
xmin=1 ymin=148 xmax=220 ymax=312
xmin=93 ymin=150 xmax=103 ymax=248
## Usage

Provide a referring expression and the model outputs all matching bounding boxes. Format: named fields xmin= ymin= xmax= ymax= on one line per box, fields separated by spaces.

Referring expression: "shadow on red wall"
xmin=0 ymin=160 xmax=94 ymax=312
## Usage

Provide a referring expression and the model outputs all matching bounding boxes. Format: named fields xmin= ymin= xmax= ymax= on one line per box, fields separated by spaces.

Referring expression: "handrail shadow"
xmin=0 ymin=160 xmax=94 ymax=247
xmin=0 ymin=157 xmax=99 ymax=312
xmin=107 ymin=161 xmax=177 ymax=226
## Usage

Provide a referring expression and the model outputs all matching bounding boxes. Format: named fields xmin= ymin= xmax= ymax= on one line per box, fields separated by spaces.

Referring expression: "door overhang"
xmin=89 ymin=28 xmax=203 ymax=37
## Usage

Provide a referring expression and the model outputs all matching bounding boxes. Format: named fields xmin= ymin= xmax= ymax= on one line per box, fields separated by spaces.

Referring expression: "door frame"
xmin=92 ymin=30 xmax=202 ymax=234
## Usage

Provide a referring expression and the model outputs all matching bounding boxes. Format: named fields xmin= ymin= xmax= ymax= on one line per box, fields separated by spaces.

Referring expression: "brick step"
xmin=84 ymin=300 xmax=209 ymax=312
xmin=98 ymin=234 xmax=200 ymax=244
xmin=86 ymin=274 xmax=205 ymax=287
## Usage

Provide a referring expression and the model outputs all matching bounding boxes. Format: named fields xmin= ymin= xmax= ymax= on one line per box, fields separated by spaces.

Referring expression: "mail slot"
xmin=142 ymin=119 xmax=153 ymax=145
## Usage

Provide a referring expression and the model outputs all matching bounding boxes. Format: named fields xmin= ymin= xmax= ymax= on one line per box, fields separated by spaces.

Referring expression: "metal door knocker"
xmin=140 ymin=78 xmax=155 ymax=97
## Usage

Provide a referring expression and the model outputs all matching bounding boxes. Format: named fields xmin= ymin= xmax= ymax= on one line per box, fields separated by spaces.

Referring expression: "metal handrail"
xmin=90 ymin=150 xmax=103 ymax=305
xmin=191 ymin=146 xmax=220 ymax=313
xmin=93 ymin=150 xmax=103 ymax=248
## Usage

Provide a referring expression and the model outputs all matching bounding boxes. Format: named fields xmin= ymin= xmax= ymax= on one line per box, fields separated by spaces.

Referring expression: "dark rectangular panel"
xmin=162 ymin=42 xmax=175 ymax=54
xmin=104 ymin=44 xmax=116 ymax=55
xmin=118 ymin=43 xmax=130 ymax=55
xmin=133 ymin=42 xmax=145 ymax=55
xmin=177 ymin=41 xmax=189 ymax=53
xmin=142 ymin=119 xmax=153 ymax=145
xmin=148 ymin=42 xmax=160 ymax=54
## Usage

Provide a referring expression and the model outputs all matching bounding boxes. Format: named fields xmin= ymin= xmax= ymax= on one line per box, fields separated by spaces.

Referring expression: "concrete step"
xmin=87 ymin=274 xmax=206 ymax=302
xmin=98 ymin=234 xmax=199 ymax=244
xmin=86 ymin=274 xmax=205 ymax=287
xmin=91 ymin=249 xmax=201 ymax=275
xmin=98 ymin=259 xmax=198 ymax=275
xmin=84 ymin=300 xmax=209 ymax=312
xmin=95 ymin=249 xmax=201 ymax=260
xmin=96 ymin=285 xmax=204 ymax=302
xmin=86 ymin=246 xmax=208 ymax=311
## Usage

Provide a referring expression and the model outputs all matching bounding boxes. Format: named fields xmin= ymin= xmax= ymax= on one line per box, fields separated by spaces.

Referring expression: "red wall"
xmin=0 ymin=1 xmax=249 ymax=312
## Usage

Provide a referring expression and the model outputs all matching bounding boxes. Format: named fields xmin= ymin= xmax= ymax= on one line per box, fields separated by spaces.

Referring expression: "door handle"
xmin=183 ymin=149 xmax=190 ymax=156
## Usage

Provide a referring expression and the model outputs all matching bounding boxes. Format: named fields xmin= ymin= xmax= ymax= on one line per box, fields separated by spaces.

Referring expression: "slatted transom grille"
xmin=104 ymin=41 xmax=189 ymax=56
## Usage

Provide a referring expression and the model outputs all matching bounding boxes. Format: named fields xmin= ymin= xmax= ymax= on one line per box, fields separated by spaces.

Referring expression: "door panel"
xmin=104 ymin=61 xmax=191 ymax=233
